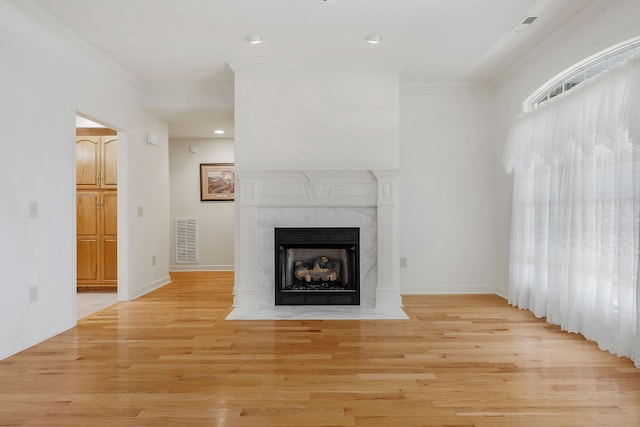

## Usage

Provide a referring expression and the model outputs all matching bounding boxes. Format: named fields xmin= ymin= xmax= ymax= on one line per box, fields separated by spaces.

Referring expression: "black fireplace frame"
xmin=275 ymin=227 xmax=360 ymax=306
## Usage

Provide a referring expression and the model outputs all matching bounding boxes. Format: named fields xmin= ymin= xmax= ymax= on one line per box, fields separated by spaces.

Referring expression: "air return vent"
xmin=509 ymin=16 xmax=539 ymax=34
xmin=175 ymin=217 xmax=198 ymax=263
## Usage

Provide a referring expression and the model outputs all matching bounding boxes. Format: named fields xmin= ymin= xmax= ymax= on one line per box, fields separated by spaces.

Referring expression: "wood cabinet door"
xmin=102 ymin=192 xmax=117 ymax=236
xmin=102 ymin=137 xmax=117 ymax=189
xmin=77 ymin=239 xmax=99 ymax=281
xmin=77 ymin=192 xmax=99 ymax=236
xmin=77 ymin=192 xmax=100 ymax=284
xmin=103 ymin=238 xmax=118 ymax=282
xmin=101 ymin=191 xmax=118 ymax=284
xmin=76 ymin=137 xmax=100 ymax=189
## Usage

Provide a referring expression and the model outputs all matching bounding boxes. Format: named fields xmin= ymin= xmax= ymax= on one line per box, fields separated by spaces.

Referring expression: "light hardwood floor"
xmin=1 ymin=271 xmax=639 ymax=426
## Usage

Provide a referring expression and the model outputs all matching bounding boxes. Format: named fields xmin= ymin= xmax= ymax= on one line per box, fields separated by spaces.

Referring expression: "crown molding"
xmin=6 ymin=0 xmax=140 ymax=87
xmin=495 ymin=0 xmax=617 ymax=85
xmin=400 ymin=81 xmax=495 ymax=89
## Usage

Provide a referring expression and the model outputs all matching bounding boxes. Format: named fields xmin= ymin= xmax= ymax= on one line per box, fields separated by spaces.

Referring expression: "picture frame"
xmin=200 ymin=163 xmax=235 ymax=201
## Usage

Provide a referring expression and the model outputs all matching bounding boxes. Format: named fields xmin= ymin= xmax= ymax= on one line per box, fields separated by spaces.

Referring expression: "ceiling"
xmin=31 ymin=0 xmax=601 ymax=139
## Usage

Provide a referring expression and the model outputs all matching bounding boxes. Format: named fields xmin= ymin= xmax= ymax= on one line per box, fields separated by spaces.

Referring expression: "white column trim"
xmin=372 ymin=170 xmax=402 ymax=309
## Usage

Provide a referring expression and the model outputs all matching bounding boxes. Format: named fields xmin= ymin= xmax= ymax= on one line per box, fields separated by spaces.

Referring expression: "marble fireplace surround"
xmin=227 ymin=170 xmax=408 ymax=320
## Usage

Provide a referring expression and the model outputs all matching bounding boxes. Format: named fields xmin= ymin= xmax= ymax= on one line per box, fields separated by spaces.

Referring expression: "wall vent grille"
xmin=175 ymin=217 xmax=198 ymax=263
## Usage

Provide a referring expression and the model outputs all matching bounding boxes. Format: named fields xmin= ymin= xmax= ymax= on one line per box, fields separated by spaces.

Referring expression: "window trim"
xmin=524 ymin=35 xmax=640 ymax=112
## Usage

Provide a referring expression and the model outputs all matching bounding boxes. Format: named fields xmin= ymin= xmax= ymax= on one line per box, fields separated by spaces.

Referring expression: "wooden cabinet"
xmin=76 ymin=128 xmax=117 ymax=291
xmin=76 ymin=133 xmax=117 ymax=190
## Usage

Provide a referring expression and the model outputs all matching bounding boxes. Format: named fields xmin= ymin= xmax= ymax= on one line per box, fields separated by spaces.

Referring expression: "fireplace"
xmin=275 ymin=227 xmax=360 ymax=305
xmin=228 ymin=170 xmax=405 ymax=319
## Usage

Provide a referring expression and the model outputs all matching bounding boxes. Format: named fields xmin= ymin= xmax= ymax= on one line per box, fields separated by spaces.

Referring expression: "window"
xmin=507 ymin=36 xmax=640 ymax=366
xmin=525 ymin=36 xmax=640 ymax=111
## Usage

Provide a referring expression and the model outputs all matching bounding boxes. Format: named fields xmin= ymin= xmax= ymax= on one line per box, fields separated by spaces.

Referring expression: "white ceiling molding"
xmin=6 ymin=0 xmax=139 ymax=85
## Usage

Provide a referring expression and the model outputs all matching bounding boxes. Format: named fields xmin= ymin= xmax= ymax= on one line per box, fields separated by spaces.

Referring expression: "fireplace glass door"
xmin=275 ymin=227 xmax=360 ymax=305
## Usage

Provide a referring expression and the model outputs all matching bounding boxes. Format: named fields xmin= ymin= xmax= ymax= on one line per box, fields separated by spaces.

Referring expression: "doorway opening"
xmin=75 ymin=115 xmax=118 ymax=318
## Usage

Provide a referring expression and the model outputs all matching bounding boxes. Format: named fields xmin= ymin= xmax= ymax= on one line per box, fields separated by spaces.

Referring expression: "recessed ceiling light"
xmin=365 ymin=35 xmax=382 ymax=44
xmin=214 ymin=129 xmax=225 ymax=135
xmin=245 ymin=35 xmax=263 ymax=45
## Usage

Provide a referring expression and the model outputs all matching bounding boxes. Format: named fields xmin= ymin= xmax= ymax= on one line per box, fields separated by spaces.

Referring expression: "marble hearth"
xmin=226 ymin=170 xmax=407 ymax=320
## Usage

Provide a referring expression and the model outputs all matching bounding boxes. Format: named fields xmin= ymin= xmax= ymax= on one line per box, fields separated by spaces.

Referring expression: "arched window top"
xmin=524 ymin=36 xmax=640 ymax=111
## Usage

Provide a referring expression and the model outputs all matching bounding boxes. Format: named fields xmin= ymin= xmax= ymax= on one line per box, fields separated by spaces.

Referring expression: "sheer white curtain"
xmin=504 ymin=57 xmax=640 ymax=366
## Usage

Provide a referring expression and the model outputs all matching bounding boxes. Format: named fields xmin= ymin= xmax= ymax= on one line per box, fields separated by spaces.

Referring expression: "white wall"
xmin=399 ymin=84 xmax=497 ymax=294
xmin=0 ymin=1 xmax=171 ymax=359
xmin=232 ymin=65 xmax=401 ymax=309
xmin=493 ymin=0 xmax=640 ymax=296
xmin=169 ymin=138 xmax=234 ymax=270
xmin=233 ymin=65 xmax=501 ymax=296
xmin=234 ymin=66 xmax=399 ymax=170
xmin=126 ymin=112 xmax=171 ymax=299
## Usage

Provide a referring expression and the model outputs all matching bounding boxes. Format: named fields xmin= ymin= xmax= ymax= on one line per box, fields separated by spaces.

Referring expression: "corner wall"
xmin=399 ymin=84 xmax=498 ymax=294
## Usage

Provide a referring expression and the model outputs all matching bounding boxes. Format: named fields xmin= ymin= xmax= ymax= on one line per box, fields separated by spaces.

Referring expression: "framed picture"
xmin=200 ymin=163 xmax=235 ymax=201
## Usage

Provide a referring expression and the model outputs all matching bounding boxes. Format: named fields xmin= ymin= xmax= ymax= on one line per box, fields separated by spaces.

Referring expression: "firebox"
xmin=275 ymin=227 xmax=360 ymax=305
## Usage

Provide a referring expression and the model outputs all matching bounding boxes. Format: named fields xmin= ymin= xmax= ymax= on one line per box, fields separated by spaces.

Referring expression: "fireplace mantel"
xmin=228 ymin=169 xmax=405 ymax=319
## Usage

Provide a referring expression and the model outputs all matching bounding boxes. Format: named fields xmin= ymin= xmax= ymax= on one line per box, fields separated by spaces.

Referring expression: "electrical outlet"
xmin=137 ymin=206 xmax=144 ymax=217
xmin=152 ymin=255 xmax=156 ymax=266
xmin=29 ymin=285 xmax=38 ymax=302
xmin=400 ymin=257 xmax=407 ymax=268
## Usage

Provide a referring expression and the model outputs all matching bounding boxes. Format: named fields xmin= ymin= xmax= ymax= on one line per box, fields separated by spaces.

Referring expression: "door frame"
xmin=74 ymin=113 xmax=130 ymax=306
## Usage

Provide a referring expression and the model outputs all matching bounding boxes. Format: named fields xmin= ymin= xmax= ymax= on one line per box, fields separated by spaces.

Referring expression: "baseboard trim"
xmin=401 ymin=284 xmax=499 ymax=295
xmin=170 ymin=265 xmax=234 ymax=272
xmin=495 ymin=288 xmax=508 ymax=300
xmin=129 ymin=275 xmax=171 ymax=300
xmin=0 ymin=317 xmax=74 ymax=361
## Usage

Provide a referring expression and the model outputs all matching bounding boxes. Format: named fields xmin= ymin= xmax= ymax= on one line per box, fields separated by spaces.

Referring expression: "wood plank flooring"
xmin=1 ymin=271 xmax=639 ymax=426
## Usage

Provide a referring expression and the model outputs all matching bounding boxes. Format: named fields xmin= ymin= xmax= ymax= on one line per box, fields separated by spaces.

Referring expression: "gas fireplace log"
xmin=294 ymin=256 xmax=341 ymax=282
